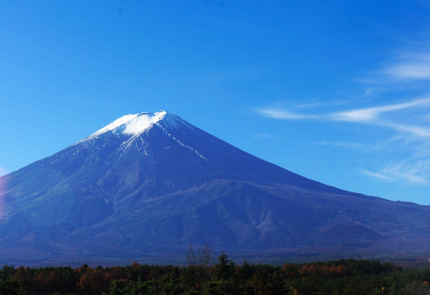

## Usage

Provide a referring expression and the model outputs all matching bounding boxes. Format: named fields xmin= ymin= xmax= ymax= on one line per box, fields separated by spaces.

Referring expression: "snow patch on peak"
xmin=123 ymin=111 xmax=166 ymax=135
xmin=90 ymin=111 xmax=167 ymax=138
xmin=91 ymin=114 xmax=137 ymax=137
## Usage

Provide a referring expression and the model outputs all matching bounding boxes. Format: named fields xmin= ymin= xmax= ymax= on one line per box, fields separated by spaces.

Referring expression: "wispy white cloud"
xmin=256 ymin=97 xmax=430 ymax=187
xmin=257 ymin=97 xmax=430 ymax=139
xmin=254 ymin=133 xmax=285 ymax=141
xmin=331 ymin=98 xmax=430 ymax=122
xmin=380 ymin=122 xmax=430 ymax=138
xmin=355 ymin=48 xmax=430 ymax=99
xmin=256 ymin=42 xmax=430 ymax=189
xmin=385 ymin=63 xmax=430 ymax=79
xmin=316 ymin=141 xmax=382 ymax=151
xmin=295 ymin=102 xmax=324 ymax=109
xmin=257 ymin=108 xmax=319 ymax=120
xmin=382 ymin=52 xmax=430 ymax=80
xmin=0 ymin=168 xmax=7 ymax=177
xmin=361 ymin=169 xmax=394 ymax=181
xmin=361 ymin=160 xmax=430 ymax=185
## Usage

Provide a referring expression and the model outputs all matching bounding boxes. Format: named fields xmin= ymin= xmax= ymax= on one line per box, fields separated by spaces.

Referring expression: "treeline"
xmin=1 ymin=254 xmax=430 ymax=294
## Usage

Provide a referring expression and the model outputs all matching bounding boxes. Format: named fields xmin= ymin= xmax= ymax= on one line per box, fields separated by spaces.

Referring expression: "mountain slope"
xmin=1 ymin=111 xmax=429 ymax=265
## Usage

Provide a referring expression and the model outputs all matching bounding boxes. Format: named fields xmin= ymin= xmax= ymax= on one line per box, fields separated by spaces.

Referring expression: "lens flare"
xmin=0 ymin=175 xmax=5 ymax=220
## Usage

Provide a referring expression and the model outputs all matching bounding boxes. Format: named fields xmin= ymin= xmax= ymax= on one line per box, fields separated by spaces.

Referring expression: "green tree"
xmin=0 ymin=279 xmax=25 ymax=295
xmin=215 ymin=252 xmax=234 ymax=280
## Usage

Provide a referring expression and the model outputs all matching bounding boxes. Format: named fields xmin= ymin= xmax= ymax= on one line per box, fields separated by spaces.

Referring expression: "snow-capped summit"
xmin=90 ymin=110 xmax=168 ymax=138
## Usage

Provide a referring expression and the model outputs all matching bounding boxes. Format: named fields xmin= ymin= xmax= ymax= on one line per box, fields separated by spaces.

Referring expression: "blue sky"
xmin=1 ymin=1 xmax=430 ymax=204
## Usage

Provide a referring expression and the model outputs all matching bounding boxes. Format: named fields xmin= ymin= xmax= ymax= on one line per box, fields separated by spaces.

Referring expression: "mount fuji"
xmin=0 ymin=111 xmax=429 ymax=265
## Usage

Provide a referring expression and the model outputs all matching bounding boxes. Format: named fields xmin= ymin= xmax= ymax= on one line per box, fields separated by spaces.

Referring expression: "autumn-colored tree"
xmin=77 ymin=268 xmax=111 ymax=295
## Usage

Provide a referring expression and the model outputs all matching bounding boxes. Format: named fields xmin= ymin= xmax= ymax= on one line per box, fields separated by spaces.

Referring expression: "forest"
xmin=1 ymin=250 xmax=430 ymax=295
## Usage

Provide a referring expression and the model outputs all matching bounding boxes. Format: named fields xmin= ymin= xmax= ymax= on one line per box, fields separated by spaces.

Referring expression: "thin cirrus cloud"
xmin=385 ymin=64 xmax=430 ymax=79
xmin=380 ymin=122 xmax=430 ymax=138
xmin=331 ymin=98 xmax=430 ymax=122
xmin=357 ymin=50 xmax=430 ymax=98
xmin=257 ymin=109 xmax=319 ymax=120
xmin=257 ymin=97 xmax=430 ymax=185
xmin=257 ymin=97 xmax=430 ymax=137
xmin=361 ymin=159 xmax=430 ymax=185
xmin=360 ymin=169 xmax=394 ymax=181
xmin=257 ymin=44 xmax=430 ymax=187
xmin=382 ymin=52 xmax=430 ymax=80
